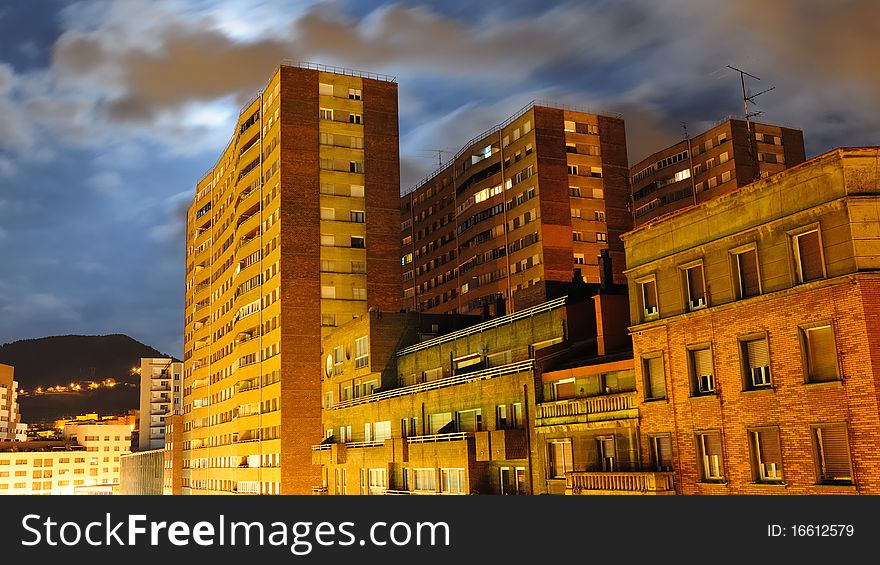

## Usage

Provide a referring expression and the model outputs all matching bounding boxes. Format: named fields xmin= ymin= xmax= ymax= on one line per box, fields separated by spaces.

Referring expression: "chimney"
xmin=599 ymin=249 xmax=613 ymax=292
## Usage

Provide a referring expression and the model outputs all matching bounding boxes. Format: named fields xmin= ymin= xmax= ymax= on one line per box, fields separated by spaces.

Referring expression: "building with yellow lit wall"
xmin=182 ymin=63 xmax=401 ymax=495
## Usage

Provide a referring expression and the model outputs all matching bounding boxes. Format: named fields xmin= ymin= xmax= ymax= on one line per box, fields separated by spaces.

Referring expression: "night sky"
xmin=0 ymin=0 xmax=877 ymax=358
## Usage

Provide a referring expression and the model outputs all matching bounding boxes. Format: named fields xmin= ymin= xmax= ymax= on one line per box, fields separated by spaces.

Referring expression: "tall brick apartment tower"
xmin=183 ymin=63 xmax=400 ymax=495
xmin=630 ymin=119 xmax=805 ymax=226
xmin=402 ymin=103 xmax=630 ymax=315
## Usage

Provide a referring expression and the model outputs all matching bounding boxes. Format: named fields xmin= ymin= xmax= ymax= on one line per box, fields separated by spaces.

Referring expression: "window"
xmin=563 ymin=120 xmax=576 ymax=132
xmin=573 ymin=253 xmax=585 ymax=265
xmin=594 ymin=210 xmax=605 ymax=221
xmin=368 ymin=468 xmax=387 ymax=494
xmin=496 ymin=405 xmax=508 ymax=429
xmin=349 ymin=161 xmax=364 ymax=173
xmin=793 ymin=229 xmax=824 ymax=283
xmin=319 ymin=108 xmax=333 ymax=121
xmin=639 ymin=278 xmax=659 ymax=320
xmin=512 ymin=403 xmax=523 ymax=428
xmin=348 ymin=88 xmax=362 ymax=100
xmin=565 ymin=143 xmax=577 ymax=154
xmin=350 ymin=185 xmax=364 ymax=197
xmin=349 ymin=113 xmax=363 ymax=125
xmin=553 ymin=378 xmax=576 ymax=400
xmin=350 ymin=210 xmax=365 ymax=223
xmin=413 ymin=469 xmax=436 ymax=492
xmin=374 ymin=421 xmax=391 ymax=442
xmin=571 ymin=208 xmax=581 ymax=218
xmin=812 ymin=423 xmax=853 ymax=484
xmin=682 ymin=263 xmax=706 ymax=310
xmin=352 ymin=288 xmax=367 ymax=300
xmin=643 ymin=355 xmax=666 ymax=400
xmin=690 ymin=347 xmax=715 ymax=395
xmin=802 ymin=324 xmax=839 ymax=383
xmin=320 ymin=234 xmax=335 ymax=247
xmin=321 ymin=286 xmax=336 ymax=299
xmin=742 ymin=337 xmax=772 ymax=389
xmin=319 ymin=83 xmax=334 ymax=96
xmin=597 ymin=437 xmax=616 ymax=471
xmin=567 ymin=165 xmax=578 ymax=175
xmin=750 ymin=428 xmax=783 ymax=483
xmin=650 ymin=435 xmax=673 ymax=471
xmin=351 ymin=236 xmax=365 ymax=249
xmin=354 ymin=336 xmax=369 ymax=369
xmin=732 ymin=247 xmax=761 ymax=298
xmin=440 ymin=468 xmax=466 ymax=494
xmin=572 ymin=231 xmax=583 ymax=242
xmin=320 ymin=207 xmax=335 ymax=220
xmin=429 ymin=412 xmax=453 ymax=434
xmin=696 ymin=431 xmax=724 ymax=481
xmin=596 ymin=232 xmax=607 ymax=242
xmin=549 ymin=440 xmax=573 ymax=479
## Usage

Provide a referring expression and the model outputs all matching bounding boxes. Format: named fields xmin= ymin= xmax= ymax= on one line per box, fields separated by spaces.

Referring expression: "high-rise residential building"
xmin=139 ymin=357 xmax=183 ymax=451
xmin=401 ymin=102 xmax=631 ymax=317
xmin=0 ymin=363 xmax=26 ymax=442
xmin=623 ymin=147 xmax=880 ymax=494
xmin=0 ymin=423 xmax=131 ymax=495
xmin=630 ymin=118 xmax=805 ymax=226
xmin=183 ymin=62 xmax=401 ymax=495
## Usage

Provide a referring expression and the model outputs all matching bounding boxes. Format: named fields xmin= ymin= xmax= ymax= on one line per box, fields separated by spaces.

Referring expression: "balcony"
xmin=566 ymin=471 xmax=675 ymax=495
xmin=535 ymin=392 xmax=638 ymax=427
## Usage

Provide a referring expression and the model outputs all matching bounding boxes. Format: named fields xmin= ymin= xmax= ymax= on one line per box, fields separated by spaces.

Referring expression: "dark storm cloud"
xmin=0 ymin=0 xmax=878 ymax=358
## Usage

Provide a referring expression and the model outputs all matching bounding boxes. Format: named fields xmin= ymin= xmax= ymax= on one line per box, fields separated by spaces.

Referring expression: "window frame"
xmin=648 ymin=433 xmax=674 ymax=472
xmin=679 ymin=259 xmax=707 ymax=311
xmin=739 ymin=332 xmax=773 ymax=391
xmin=641 ymin=352 xmax=667 ymax=401
xmin=748 ymin=427 xmax=784 ymax=484
xmin=789 ymin=224 xmax=826 ymax=284
xmin=729 ymin=243 xmax=762 ymax=299
xmin=695 ymin=430 xmax=725 ymax=482
xmin=810 ymin=423 xmax=854 ymax=485
xmin=687 ymin=343 xmax=716 ymax=396
xmin=635 ymin=275 xmax=659 ymax=322
xmin=800 ymin=321 xmax=840 ymax=384
xmin=548 ymin=439 xmax=574 ymax=479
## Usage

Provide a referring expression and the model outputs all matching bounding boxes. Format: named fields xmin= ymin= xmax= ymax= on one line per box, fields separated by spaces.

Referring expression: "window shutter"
xmin=738 ymin=249 xmax=760 ymax=297
xmin=653 ymin=436 xmax=673 ymax=470
xmin=687 ymin=266 xmax=705 ymax=300
xmin=702 ymin=432 xmax=724 ymax=478
xmin=807 ymin=326 xmax=838 ymax=381
xmin=816 ymin=425 xmax=852 ymax=481
xmin=693 ymin=348 xmax=713 ymax=377
xmin=747 ymin=339 xmax=770 ymax=370
xmin=647 ymin=357 xmax=666 ymax=399
xmin=555 ymin=380 xmax=576 ymax=400
xmin=757 ymin=429 xmax=782 ymax=470
xmin=797 ymin=231 xmax=824 ymax=282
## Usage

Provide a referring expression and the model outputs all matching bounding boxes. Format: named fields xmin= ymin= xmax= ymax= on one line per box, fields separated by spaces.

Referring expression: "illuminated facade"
xmin=139 ymin=357 xmax=183 ymax=451
xmin=624 ymin=147 xmax=880 ymax=494
xmin=630 ymin=119 xmax=805 ymax=226
xmin=182 ymin=63 xmax=401 ymax=495
xmin=0 ymin=363 xmax=26 ymax=442
xmin=401 ymin=103 xmax=631 ymax=316
xmin=0 ymin=424 xmax=131 ymax=495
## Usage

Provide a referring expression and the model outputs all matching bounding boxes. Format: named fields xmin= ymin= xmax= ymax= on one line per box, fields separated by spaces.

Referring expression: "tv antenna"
xmin=422 ymin=148 xmax=453 ymax=168
xmin=726 ymin=65 xmax=775 ymax=124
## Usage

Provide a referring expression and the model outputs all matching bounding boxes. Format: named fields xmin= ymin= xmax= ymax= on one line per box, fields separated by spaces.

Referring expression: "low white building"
xmin=0 ymin=423 xmax=132 ymax=495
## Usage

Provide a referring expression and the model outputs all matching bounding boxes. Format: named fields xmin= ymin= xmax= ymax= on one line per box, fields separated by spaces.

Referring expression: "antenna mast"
xmin=726 ymin=65 xmax=775 ymax=181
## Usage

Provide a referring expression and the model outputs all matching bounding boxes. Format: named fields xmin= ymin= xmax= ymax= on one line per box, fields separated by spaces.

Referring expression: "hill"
xmin=0 ymin=334 xmax=171 ymax=388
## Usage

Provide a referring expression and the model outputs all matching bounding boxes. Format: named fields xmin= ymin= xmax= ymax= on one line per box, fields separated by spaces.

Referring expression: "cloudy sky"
xmin=0 ymin=0 xmax=877 ymax=357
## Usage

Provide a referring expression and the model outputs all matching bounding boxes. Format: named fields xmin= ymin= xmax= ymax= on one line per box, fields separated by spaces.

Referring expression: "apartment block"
xmin=630 ymin=119 xmax=805 ymax=226
xmin=139 ymin=357 xmax=183 ymax=451
xmin=623 ymin=147 xmax=880 ymax=494
xmin=183 ymin=63 xmax=401 ymax=495
xmin=120 ymin=449 xmax=164 ymax=495
xmin=314 ymin=273 xmax=636 ymax=495
xmin=402 ymin=102 xmax=631 ymax=317
xmin=163 ymin=414 xmax=183 ymax=495
xmin=0 ymin=364 xmax=26 ymax=441
xmin=0 ymin=423 xmax=131 ymax=495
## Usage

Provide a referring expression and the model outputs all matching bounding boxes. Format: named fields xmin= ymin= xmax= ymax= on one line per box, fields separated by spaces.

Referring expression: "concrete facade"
xmin=139 ymin=357 xmax=183 ymax=451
